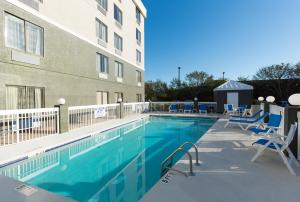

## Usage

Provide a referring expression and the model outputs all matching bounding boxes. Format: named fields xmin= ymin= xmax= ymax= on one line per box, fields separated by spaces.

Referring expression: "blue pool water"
xmin=0 ymin=116 xmax=216 ymax=202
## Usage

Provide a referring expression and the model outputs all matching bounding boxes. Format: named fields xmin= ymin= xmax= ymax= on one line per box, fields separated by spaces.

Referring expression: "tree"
xmin=237 ymin=76 xmax=249 ymax=81
xmin=145 ymin=80 xmax=168 ymax=101
xmin=253 ymin=63 xmax=298 ymax=100
xmin=185 ymin=71 xmax=213 ymax=87
xmin=169 ymin=78 xmax=181 ymax=89
xmin=253 ymin=63 xmax=293 ymax=80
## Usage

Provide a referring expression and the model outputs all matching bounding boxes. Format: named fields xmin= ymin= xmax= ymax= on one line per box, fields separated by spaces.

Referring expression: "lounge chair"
xmin=231 ymin=109 xmax=263 ymax=119
xmin=251 ymin=123 xmax=299 ymax=175
xmin=224 ymin=112 xmax=269 ymax=130
xmin=236 ymin=104 xmax=247 ymax=115
xmin=184 ymin=104 xmax=193 ymax=113
xmin=223 ymin=104 xmax=235 ymax=115
xmin=169 ymin=104 xmax=177 ymax=113
xmin=248 ymin=113 xmax=282 ymax=136
xmin=199 ymin=104 xmax=207 ymax=114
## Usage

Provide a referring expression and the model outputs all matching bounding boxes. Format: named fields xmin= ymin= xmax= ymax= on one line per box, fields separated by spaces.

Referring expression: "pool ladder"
xmin=160 ymin=142 xmax=200 ymax=177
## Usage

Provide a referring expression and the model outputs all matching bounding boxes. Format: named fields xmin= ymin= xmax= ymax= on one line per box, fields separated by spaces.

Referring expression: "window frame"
xmin=136 ymin=70 xmax=142 ymax=82
xmin=96 ymin=18 xmax=108 ymax=43
xmin=136 ymin=28 xmax=141 ymax=45
xmin=96 ymin=0 xmax=108 ymax=11
xmin=4 ymin=12 xmax=44 ymax=56
xmin=115 ymin=61 xmax=124 ymax=78
xmin=114 ymin=4 xmax=123 ymax=25
xmin=136 ymin=50 xmax=142 ymax=63
xmin=136 ymin=7 xmax=141 ymax=25
xmin=96 ymin=53 xmax=109 ymax=74
xmin=114 ymin=33 xmax=123 ymax=51
xmin=96 ymin=91 xmax=109 ymax=105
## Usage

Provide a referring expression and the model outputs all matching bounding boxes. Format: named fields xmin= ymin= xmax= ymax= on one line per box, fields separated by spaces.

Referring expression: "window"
xmin=6 ymin=85 xmax=45 ymax=109
xmin=136 ymin=94 xmax=142 ymax=102
xmin=136 ymin=50 xmax=141 ymax=63
xmin=114 ymin=33 xmax=123 ymax=51
xmin=114 ymin=92 xmax=123 ymax=103
xmin=114 ymin=4 xmax=123 ymax=25
xmin=136 ymin=29 xmax=141 ymax=45
xmin=96 ymin=19 xmax=108 ymax=42
xmin=115 ymin=61 xmax=124 ymax=78
xmin=136 ymin=70 xmax=142 ymax=82
xmin=5 ymin=13 xmax=44 ymax=56
xmin=136 ymin=7 xmax=141 ymax=25
xmin=96 ymin=53 xmax=109 ymax=74
xmin=96 ymin=0 xmax=107 ymax=11
xmin=97 ymin=91 xmax=109 ymax=105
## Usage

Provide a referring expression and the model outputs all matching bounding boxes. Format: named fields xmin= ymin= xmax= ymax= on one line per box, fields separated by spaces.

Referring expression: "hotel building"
xmin=0 ymin=0 xmax=147 ymax=109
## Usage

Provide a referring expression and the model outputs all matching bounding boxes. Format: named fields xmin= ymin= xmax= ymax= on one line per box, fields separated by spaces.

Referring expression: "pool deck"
xmin=142 ymin=118 xmax=300 ymax=202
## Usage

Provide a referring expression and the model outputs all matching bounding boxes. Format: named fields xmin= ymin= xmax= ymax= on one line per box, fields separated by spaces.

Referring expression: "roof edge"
xmin=132 ymin=0 xmax=147 ymax=18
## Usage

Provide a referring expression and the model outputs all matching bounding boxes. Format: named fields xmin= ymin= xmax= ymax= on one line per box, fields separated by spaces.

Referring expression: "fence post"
xmin=298 ymin=112 xmax=300 ymax=160
xmin=16 ymin=113 xmax=19 ymax=143
xmin=56 ymin=109 xmax=60 ymax=134
xmin=90 ymin=108 xmax=93 ymax=125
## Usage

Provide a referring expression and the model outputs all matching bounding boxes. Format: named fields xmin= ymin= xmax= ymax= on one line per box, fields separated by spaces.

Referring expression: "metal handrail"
xmin=179 ymin=142 xmax=200 ymax=166
xmin=161 ymin=147 xmax=194 ymax=177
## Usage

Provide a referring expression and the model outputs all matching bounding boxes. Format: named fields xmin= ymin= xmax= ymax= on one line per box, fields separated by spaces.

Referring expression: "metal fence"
xmin=0 ymin=108 xmax=59 ymax=146
xmin=149 ymin=102 xmax=217 ymax=113
xmin=68 ymin=104 xmax=119 ymax=131
xmin=123 ymin=102 xmax=150 ymax=117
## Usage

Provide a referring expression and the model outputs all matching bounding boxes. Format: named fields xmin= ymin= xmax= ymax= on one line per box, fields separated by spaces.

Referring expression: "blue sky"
xmin=142 ymin=0 xmax=300 ymax=82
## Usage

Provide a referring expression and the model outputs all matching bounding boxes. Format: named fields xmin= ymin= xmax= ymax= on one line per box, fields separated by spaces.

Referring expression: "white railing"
xmin=0 ymin=108 xmax=59 ymax=146
xmin=123 ymin=102 xmax=150 ymax=117
xmin=149 ymin=101 xmax=217 ymax=113
xmin=68 ymin=104 xmax=119 ymax=131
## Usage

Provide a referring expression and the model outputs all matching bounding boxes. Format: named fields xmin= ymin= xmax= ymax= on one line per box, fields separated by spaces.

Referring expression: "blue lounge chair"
xmin=199 ymin=104 xmax=207 ymax=114
xmin=184 ymin=104 xmax=193 ymax=113
xmin=224 ymin=112 xmax=269 ymax=130
xmin=248 ymin=113 xmax=282 ymax=136
xmin=251 ymin=123 xmax=299 ymax=175
xmin=169 ymin=104 xmax=177 ymax=113
xmin=231 ymin=109 xmax=263 ymax=119
xmin=224 ymin=104 xmax=235 ymax=115
xmin=237 ymin=104 xmax=247 ymax=115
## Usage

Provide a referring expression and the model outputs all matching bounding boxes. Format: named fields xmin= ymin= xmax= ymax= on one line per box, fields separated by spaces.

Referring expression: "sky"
xmin=142 ymin=0 xmax=300 ymax=83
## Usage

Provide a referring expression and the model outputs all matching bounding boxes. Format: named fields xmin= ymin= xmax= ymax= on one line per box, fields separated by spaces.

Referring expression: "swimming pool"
xmin=0 ymin=116 xmax=216 ymax=202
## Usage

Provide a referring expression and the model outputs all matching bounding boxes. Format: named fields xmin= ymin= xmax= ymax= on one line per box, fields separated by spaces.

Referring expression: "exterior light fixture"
xmin=57 ymin=98 xmax=66 ymax=105
xmin=266 ymin=96 xmax=275 ymax=103
xmin=117 ymin=98 xmax=123 ymax=103
xmin=194 ymin=97 xmax=198 ymax=101
xmin=288 ymin=94 xmax=300 ymax=106
xmin=258 ymin=97 xmax=264 ymax=102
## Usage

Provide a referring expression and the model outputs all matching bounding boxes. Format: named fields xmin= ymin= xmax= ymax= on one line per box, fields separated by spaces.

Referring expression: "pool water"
xmin=0 ymin=116 xmax=216 ymax=202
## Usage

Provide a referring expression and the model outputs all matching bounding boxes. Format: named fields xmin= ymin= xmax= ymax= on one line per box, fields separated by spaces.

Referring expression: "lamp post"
xmin=194 ymin=97 xmax=199 ymax=113
xmin=55 ymin=98 xmax=66 ymax=133
xmin=288 ymin=94 xmax=300 ymax=106
xmin=117 ymin=98 xmax=123 ymax=119
xmin=178 ymin=66 xmax=181 ymax=87
xmin=258 ymin=97 xmax=264 ymax=102
xmin=266 ymin=96 xmax=275 ymax=103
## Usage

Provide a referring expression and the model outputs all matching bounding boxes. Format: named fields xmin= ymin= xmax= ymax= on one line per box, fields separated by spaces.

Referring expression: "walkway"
xmin=142 ymin=118 xmax=300 ymax=202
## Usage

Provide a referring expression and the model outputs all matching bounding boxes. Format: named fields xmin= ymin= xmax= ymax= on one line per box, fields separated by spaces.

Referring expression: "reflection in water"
xmin=0 ymin=117 xmax=216 ymax=202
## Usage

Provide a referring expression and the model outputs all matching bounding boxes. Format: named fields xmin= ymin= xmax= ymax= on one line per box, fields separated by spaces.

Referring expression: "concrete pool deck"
xmin=142 ymin=118 xmax=300 ymax=202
